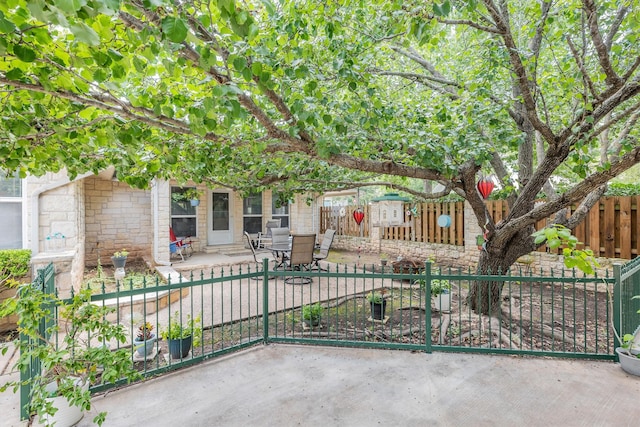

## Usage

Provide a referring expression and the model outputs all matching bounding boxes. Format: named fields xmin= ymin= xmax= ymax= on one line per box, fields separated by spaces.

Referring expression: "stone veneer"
xmin=84 ymin=176 xmax=152 ymax=266
xmin=27 ymin=171 xmax=85 ymax=296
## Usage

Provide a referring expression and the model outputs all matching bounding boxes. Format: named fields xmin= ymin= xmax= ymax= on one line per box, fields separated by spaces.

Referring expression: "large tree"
xmin=1 ymin=0 xmax=639 ymax=313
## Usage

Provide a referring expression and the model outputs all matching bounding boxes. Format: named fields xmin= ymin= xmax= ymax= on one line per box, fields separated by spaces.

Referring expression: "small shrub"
xmin=0 ymin=249 xmax=31 ymax=291
xmin=302 ymin=303 xmax=323 ymax=322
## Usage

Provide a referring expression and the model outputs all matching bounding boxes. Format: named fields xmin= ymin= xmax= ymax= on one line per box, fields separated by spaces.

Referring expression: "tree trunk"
xmin=469 ymin=227 xmax=534 ymax=315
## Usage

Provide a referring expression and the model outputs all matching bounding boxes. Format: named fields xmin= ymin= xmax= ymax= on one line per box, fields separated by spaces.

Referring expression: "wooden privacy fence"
xmin=319 ymin=202 xmax=464 ymax=246
xmin=320 ymin=196 xmax=640 ymax=260
xmin=319 ymin=205 xmax=371 ymax=238
xmin=487 ymin=196 xmax=640 ymax=259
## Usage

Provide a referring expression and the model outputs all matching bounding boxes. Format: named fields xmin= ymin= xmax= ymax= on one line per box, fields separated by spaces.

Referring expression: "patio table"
xmin=264 ymin=242 xmax=291 ymax=269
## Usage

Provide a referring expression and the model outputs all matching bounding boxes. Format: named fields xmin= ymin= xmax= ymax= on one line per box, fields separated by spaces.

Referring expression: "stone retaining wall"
xmin=332 ymin=234 xmax=621 ymax=278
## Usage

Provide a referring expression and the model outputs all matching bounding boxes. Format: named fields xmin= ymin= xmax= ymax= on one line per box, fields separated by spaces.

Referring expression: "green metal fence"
xmin=614 ymin=257 xmax=640 ymax=347
xmin=266 ymin=262 xmax=615 ymax=360
xmin=19 ymin=262 xmax=56 ymax=420
xmin=23 ymin=258 xmax=621 ymax=414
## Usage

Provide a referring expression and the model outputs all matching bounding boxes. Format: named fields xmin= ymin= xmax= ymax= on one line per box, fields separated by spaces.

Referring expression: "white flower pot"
xmin=433 ymin=290 xmax=451 ymax=313
xmin=616 ymin=347 xmax=640 ymax=376
xmin=41 ymin=378 xmax=89 ymax=427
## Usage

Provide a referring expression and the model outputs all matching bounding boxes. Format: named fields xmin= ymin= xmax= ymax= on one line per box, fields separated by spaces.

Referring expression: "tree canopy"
xmin=2 ymin=1 xmax=640 ymax=294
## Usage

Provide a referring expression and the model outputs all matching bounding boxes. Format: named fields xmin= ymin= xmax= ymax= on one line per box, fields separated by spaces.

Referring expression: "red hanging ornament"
xmin=477 ymin=177 xmax=495 ymax=199
xmin=353 ymin=208 xmax=365 ymax=225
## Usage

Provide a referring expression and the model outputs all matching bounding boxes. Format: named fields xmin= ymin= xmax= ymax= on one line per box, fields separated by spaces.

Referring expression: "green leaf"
xmin=533 ymin=234 xmax=547 ymax=245
xmin=54 ymin=0 xmax=81 ymax=14
xmin=13 ymin=45 xmax=36 ymax=62
xmin=547 ymin=238 xmax=561 ymax=249
xmin=233 ymin=56 xmax=247 ymax=72
xmin=70 ymin=23 xmax=101 ymax=46
xmin=11 ymin=120 xmax=31 ymax=136
xmin=0 ymin=12 xmax=16 ymax=34
xmin=162 ymin=17 xmax=188 ymax=43
xmin=5 ymin=68 xmax=24 ymax=80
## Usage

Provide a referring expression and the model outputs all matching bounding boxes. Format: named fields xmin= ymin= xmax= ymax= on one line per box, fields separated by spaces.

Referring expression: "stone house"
xmin=0 ymin=168 xmax=317 ymax=293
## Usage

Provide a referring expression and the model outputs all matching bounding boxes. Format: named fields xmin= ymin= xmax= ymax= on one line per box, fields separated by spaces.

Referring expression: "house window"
xmin=243 ymin=192 xmax=263 ymax=234
xmin=171 ymin=187 xmax=197 ymax=237
xmin=0 ymin=172 xmax=22 ymax=249
xmin=272 ymin=193 xmax=289 ymax=228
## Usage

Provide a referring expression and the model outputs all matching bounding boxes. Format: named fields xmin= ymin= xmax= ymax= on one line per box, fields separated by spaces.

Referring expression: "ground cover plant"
xmin=84 ymin=261 xmax=163 ymax=294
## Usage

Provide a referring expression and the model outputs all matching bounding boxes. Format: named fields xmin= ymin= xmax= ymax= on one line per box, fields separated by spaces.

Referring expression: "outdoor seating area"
xmin=256 ymin=228 xmax=336 ymax=278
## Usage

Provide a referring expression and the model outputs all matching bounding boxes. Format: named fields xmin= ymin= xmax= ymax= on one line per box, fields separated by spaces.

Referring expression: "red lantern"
xmin=477 ymin=177 xmax=495 ymax=199
xmin=353 ymin=209 xmax=365 ymax=225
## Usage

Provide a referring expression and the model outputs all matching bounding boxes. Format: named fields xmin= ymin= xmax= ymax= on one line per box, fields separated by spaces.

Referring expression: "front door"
xmin=207 ymin=190 xmax=234 ymax=245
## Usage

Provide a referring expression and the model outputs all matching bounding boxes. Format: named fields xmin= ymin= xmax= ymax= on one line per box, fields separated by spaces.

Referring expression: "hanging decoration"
xmin=353 ymin=208 xmax=365 ymax=225
xmin=477 ymin=177 xmax=495 ymax=199
xmin=437 ymin=214 xmax=451 ymax=228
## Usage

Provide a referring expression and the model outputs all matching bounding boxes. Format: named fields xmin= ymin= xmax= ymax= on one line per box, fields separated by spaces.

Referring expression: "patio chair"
xmin=244 ymin=232 xmax=275 ymax=280
xmin=284 ymin=234 xmax=316 ymax=285
xmin=170 ymin=227 xmax=193 ymax=261
xmin=311 ymin=229 xmax=335 ymax=271
xmin=269 ymin=226 xmax=290 ymax=244
xmin=268 ymin=227 xmax=291 ymax=264
xmin=256 ymin=219 xmax=282 ymax=248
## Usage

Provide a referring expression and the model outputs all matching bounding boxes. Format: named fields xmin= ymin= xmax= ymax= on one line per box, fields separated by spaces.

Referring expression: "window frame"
xmin=0 ymin=172 xmax=23 ymax=249
xmin=170 ymin=186 xmax=198 ymax=237
xmin=272 ymin=193 xmax=289 ymax=228
xmin=243 ymin=192 xmax=263 ymax=234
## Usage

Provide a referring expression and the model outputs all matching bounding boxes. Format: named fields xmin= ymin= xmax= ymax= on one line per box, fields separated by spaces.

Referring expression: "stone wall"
xmin=84 ymin=177 xmax=152 ymax=266
xmin=26 ymin=172 xmax=85 ymax=294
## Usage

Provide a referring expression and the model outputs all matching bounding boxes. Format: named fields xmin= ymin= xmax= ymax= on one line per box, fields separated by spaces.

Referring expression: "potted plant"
xmin=366 ymin=289 xmax=387 ymax=321
xmin=133 ymin=321 xmax=157 ymax=357
xmin=431 ymin=279 xmax=452 ymax=313
xmin=614 ymin=296 xmax=640 ymax=376
xmin=380 ymin=253 xmax=389 ymax=267
xmin=183 ymin=188 xmax=202 ymax=207
xmin=301 ymin=303 xmax=323 ymax=328
xmin=0 ymin=285 xmax=139 ymax=426
xmin=160 ymin=311 xmax=202 ymax=359
xmin=414 ymin=278 xmax=452 ymax=313
xmin=111 ymin=249 xmax=128 ymax=269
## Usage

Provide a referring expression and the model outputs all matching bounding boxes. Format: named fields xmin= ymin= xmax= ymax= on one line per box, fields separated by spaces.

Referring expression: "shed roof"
xmin=371 ymin=193 xmax=411 ymax=202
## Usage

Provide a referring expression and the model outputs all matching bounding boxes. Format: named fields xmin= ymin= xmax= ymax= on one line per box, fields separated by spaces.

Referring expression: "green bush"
xmin=605 ymin=183 xmax=640 ymax=196
xmin=0 ymin=249 xmax=31 ymax=290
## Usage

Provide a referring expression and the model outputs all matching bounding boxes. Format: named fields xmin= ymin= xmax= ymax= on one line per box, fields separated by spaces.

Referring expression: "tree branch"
xmin=582 ymin=0 xmax=623 ymax=87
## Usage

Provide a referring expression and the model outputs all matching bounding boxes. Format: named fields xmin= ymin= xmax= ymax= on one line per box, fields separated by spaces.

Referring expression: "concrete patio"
xmin=3 ymin=343 xmax=637 ymax=426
